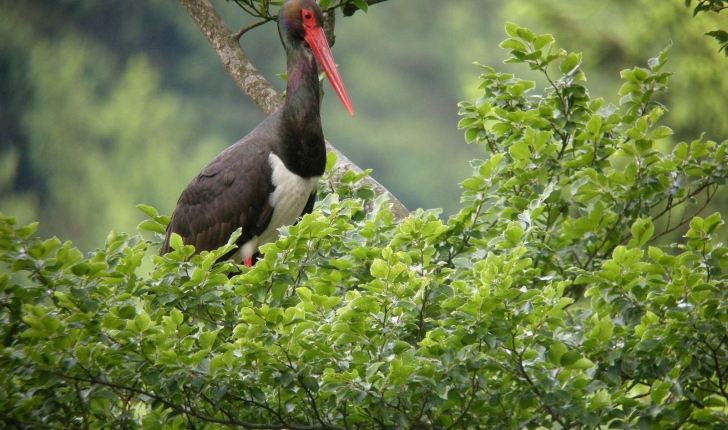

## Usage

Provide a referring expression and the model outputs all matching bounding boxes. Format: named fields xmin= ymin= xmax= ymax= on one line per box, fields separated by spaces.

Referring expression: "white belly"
xmin=235 ymin=153 xmax=318 ymax=263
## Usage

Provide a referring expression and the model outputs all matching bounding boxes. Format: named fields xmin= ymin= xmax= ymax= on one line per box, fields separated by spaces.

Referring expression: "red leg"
xmin=244 ymin=257 xmax=253 ymax=268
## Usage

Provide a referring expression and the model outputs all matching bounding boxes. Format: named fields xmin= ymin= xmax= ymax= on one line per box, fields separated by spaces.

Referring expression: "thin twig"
xmin=234 ymin=16 xmax=276 ymax=40
xmin=582 ymin=210 xmax=625 ymax=270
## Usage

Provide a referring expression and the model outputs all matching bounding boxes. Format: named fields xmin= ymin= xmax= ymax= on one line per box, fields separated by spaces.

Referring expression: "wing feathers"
xmin=161 ymin=140 xmax=275 ymax=257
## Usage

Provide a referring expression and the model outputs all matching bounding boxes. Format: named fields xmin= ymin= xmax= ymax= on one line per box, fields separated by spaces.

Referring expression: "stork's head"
xmin=278 ymin=0 xmax=354 ymax=116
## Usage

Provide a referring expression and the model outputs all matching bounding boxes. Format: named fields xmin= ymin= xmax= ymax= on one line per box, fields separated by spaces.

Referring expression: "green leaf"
xmin=16 ymin=222 xmax=39 ymax=238
xmin=633 ymin=67 xmax=648 ymax=81
xmin=330 ymin=258 xmax=353 ymax=270
xmin=477 ymin=102 xmax=491 ymax=117
xmin=169 ymin=233 xmax=183 ymax=252
xmin=705 ymin=30 xmax=728 ymax=45
xmin=593 ymin=316 xmax=614 ymax=343
xmin=560 ymin=52 xmax=581 ymax=74
xmin=655 ymin=41 xmax=672 ymax=70
xmin=648 ymin=125 xmax=673 ymax=140
xmin=325 ymin=151 xmax=338 ymax=172
xmin=548 ymin=341 xmax=567 ymax=365
xmin=500 ymin=39 xmax=528 ymax=52
xmin=351 ymin=0 xmax=368 ymax=12
xmin=136 ymin=204 xmax=158 ymax=218
xmin=199 ymin=330 xmax=219 ymax=349
xmin=117 ymin=305 xmax=137 ymax=319
xmin=567 ymin=358 xmax=595 ymax=370
xmin=170 ymin=308 xmax=184 ymax=326
xmin=370 ymin=259 xmax=388 ymax=279
xmin=586 ymin=114 xmax=602 ymax=136
xmin=509 ymin=141 xmax=532 ymax=160
xmin=505 ymin=22 xmax=519 ymax=37
xmin=631 ymin=218 xmax=655 ymax=247
xmin=460 ymin=177 xmax=483 ymax=191
xmin=702 ymin=396 xmax=727 ymax=407
xmin=650 ymin=380 xmax=671 ymax=404
xmin=296 ymin=287 xmax=312 ymax=302
xmin=504 ymin=223 xmax=524 ymax=244
xmin=465 ymin=127 xmax=480 ymax=143
xmin=21 ymin=328 xmax=49 ymax=339
xmin=673 ymin=142 xmax=688 ymax=160
xmin=71 ymin=262 xmax=89 ymax=276
xmin=479 ymin=153 xmax=504 ymax=178
xmin=137 ymin=219 xmax=166 ymax=234
xmin=134 ymin=311 xmax=151 ymax=333
xmin=612 ymin=245 xmax=643 ymax=268
xmin=704 ymin=212 xmax=723 ymax=234
xmin=209 ymin=354 xmax=225 ymax=374
xmin=589 ymin=389 xmax=611 ymax=411
xmin=560 ymin=350 xmax=582 ymax=367
xmin=516 ymin=27 xmax=536 ymax=43
xmin=533 ymin=34 xmax=554 ymax=50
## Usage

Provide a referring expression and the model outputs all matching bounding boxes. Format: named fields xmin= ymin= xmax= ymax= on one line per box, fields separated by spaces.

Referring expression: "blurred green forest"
xmin=1 ymin=0 xmax=726 ymax=251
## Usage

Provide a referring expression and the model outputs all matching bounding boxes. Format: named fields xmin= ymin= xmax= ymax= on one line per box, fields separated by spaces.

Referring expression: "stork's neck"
xmin=284 ymin=48 xmax=321 ymax=121
xmin=277 ymin=47 xmax=326 ymax=178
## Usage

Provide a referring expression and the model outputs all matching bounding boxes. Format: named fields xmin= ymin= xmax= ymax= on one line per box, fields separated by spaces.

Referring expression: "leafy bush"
xmin=2 ymin=25 xmax=728 ymax=429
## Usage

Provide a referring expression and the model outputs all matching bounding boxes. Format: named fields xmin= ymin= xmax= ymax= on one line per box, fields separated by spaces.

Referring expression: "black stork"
xmin=160 ymin=0 xmax=354 ymax=267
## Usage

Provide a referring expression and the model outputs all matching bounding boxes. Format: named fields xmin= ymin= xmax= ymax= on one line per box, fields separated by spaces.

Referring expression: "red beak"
xmin=304 ymin=26 xmax=354 ymax=116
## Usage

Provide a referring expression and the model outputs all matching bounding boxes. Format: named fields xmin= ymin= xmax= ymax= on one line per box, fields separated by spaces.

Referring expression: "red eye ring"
xmin=302 ymin=8 xmax=315 ymax=26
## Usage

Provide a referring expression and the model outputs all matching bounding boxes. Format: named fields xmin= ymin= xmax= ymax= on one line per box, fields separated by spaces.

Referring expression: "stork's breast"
xmin=258 ymin=153 xmax=319 ymax=246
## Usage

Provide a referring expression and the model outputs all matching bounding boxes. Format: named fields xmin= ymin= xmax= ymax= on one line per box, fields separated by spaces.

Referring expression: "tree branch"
xmin=178 ymin=0 xmax=409 ymax=221
xmin=233 ymin=17 xmax=276 ymax=40
xmin=55 ymin=372 xmax=343 ymax=430
xmin=178 ymin=0 xmax=282 ymax=117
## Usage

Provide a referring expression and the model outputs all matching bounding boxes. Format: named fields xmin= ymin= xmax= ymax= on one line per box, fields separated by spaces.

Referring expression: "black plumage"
xmin=161 ymin=0 xmax=353 ymax=266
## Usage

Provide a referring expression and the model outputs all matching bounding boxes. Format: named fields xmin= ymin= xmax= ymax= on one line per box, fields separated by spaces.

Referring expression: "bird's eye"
xmin=301 ymin=9 xmax=315 ymax=26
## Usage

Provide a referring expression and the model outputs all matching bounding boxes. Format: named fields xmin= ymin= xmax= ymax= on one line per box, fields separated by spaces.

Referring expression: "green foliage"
xmin=685 ymin=0 xmax=728 ymax=55
xmin=686 ymin=0 xmax=728 ymax=15
xmin=705 ymin=29 xmax=728 ymax=56
xmin=2 ymin=25 xmax=728 ymax=429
